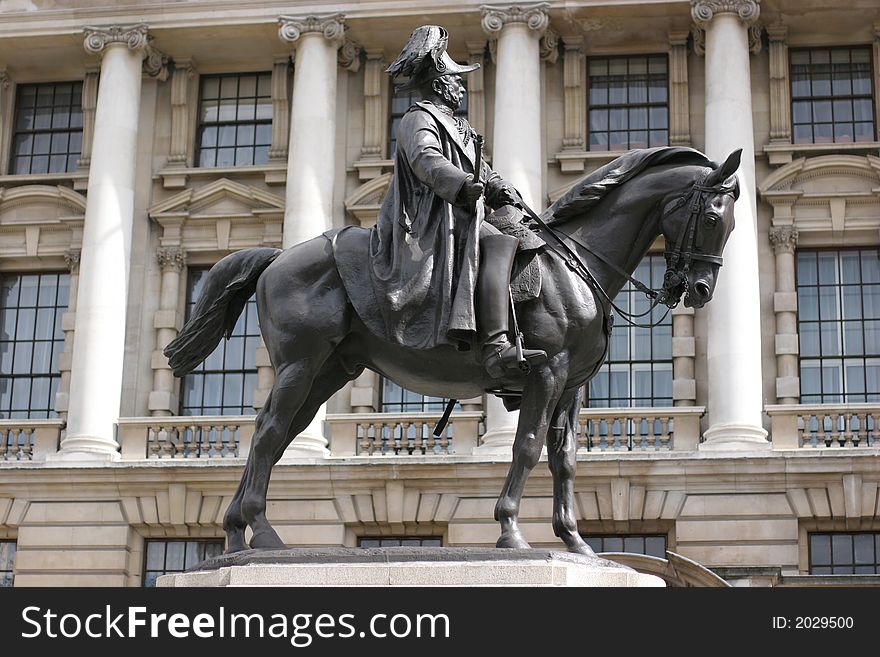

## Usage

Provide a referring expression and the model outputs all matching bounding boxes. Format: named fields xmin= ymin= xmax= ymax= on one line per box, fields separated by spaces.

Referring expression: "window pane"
xmin=11 ymin=82 xmax=83 ymax=174
xmin=197 ymin=72 xmax=273 ymax=169
xmin=790 ymin=47 xmax=874 ymax=144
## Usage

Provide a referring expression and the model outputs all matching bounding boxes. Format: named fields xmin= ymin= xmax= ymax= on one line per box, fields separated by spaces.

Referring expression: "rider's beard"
xmin=440 ymin=84 xmax=462 ymax=111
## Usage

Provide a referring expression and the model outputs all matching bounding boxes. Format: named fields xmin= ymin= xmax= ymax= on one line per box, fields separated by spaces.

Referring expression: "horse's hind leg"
xmin=235 ymin=353 xmax=357 ymax=549
xmin=495 ymin=362 xmax=566 ymax=549
xmin=546 ymin=389 xmax=595 ymax=555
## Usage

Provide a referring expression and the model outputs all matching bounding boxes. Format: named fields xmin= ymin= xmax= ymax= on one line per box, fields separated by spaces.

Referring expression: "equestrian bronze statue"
xmin=165 ymin=26 xmax=741 ymax=556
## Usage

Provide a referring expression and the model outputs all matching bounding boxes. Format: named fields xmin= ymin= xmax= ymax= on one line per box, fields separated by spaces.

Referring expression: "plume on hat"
xmin=386 ymin=25 xmax=449 ymax=81
xmin=386 ymin=25 xmax=478 ymax=91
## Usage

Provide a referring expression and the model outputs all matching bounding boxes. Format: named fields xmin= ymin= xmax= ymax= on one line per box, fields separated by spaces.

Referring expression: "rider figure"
xmin=372 ymin=25 xmax=546 ymax=379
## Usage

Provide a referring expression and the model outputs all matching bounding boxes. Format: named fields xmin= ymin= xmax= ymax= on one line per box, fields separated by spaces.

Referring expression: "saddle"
xmin=484 ymin=205 xmax=544 ymax=303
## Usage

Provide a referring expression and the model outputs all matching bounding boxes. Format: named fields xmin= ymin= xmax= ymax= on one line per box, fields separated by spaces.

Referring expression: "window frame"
xmin=789 ymin=45 xmax=877 ymax=145
xmin=795 ymin=247 xmax=880 ymax=404
xmin=808 ymin=531 xmax=880 ymax=575
xmin=179 ymin=267 xmax=260 ymax=416
xmin=586 ymin=53 xmax=670 ymax=152
xmin=585 ymin=254 xmax=673 ymax=408
xmin=194 ymin=71 xmax=273 ymax=169
xmin=580 ymin=533 xmax=668 ymax=558
xmin=0 ymin=540 xmax=15 ymax=587
xmin=8 ymin=80 xmax=84 ymax=176
xmin=141 ymin=538 xmax=225 ymax=587
xmin=0 ymin=271 xmax=70 ymax=419
xmin=357 ymin=536 xmax=443 ymax=548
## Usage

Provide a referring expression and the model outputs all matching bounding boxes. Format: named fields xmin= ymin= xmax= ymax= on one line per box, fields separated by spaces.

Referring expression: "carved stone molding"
xmin=278 ymin=14 xmax=346 ymax=46
xmin=539 ymin=27 xmax=559 ymax=63
xmin=691 ymin=19 xmax=763 ymax=56
xmin=83 ymin=24 xmax=150 ymax=54
xmin=480 ymin=3 xmax=551 ymax=35
xmin=167 ymin=60 xmax=196 ymax=167
xmin=767 ymin=23 xmax=791 ymax=144
xmin=143 ymin=44 xmax=171 ymax=82
xmin=82 ymin=24 xmax=170 ymax=80
xmin=157 ymin=246 xmax=186 ymax=273
xmin=0 ymin=70 xmax=8 ymax=89
xmin=769 ymin=226 xmax=798 ymax=254
xmin=338 ymin=38 xmax=362 ymax=72
xmin=64 ymin=248 xmax=81 ymax=273
xmin=690 ymin=0 xmax=761 ymax=28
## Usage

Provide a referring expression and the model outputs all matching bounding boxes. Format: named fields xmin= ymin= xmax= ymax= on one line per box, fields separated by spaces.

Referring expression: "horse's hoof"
xmin=224 ymin=541 xmax=249 ymax=555
xmin=249 ymin=529 xmax=287 ymax=550
xmin=496 ymin=531 xmax=531 ymax=549
xmin=566 ymin=542 xmax=597 ymax=557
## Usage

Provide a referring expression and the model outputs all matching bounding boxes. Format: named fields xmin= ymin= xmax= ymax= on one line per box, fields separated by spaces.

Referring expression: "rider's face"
xmin=434 ymin=75 xmax=465 ymax=110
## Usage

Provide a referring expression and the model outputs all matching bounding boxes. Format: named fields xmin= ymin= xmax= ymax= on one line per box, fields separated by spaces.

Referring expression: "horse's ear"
xmin=704 ymin=148 xmax=742 ymax=187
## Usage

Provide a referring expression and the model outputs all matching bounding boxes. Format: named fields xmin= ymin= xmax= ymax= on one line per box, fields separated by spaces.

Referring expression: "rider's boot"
xmin=477 ymin=233 xmax=547 ymax=379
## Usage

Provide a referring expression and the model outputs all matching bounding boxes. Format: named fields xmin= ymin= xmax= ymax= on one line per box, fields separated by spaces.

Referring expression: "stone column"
xmin=477 ymin=3 xmax=549 ymax=455
xmin=770 ymin=226 xmax=799 ymax=404
xmin=149 ymin=247 xmax=186 ymax=417
xmin=58 ymin=25 xmax=153 ymax=460
xmin=692 ymin=1 xmax=769 ymax=450
xmin=672 ymin=305 xmax=697 ymax=406
xmin=277 ymin=14 xmax=346 ymax=457
xmin=480 ymin=2 xmax=548 ymax=208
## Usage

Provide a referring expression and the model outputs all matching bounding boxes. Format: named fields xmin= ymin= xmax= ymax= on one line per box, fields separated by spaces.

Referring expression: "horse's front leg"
xmin=546 ymin=388 xmax=595 ymax=555
xmin=495 ymin=359 xmax=566 ymax=549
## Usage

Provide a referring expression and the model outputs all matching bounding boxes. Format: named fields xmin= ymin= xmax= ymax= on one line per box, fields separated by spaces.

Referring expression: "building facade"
xmin=0 ymin=0 xmax=879 ymax=587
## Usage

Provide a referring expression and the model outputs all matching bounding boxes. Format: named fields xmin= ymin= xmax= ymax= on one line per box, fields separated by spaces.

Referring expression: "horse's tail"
xmin=164 ymin=247 xmax=282 ymax=377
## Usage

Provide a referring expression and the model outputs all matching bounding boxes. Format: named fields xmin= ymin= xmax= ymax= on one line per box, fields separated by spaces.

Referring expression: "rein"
xmin=519 ymin=170 xmax=721 ymax=329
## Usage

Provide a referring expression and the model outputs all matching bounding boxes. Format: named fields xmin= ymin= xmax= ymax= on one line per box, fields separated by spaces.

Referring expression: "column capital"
xmin=83 ymin=24 xmax=150 ymax=54
xmin=690 ymin=1 xmax=761 ymax=28
xmin=769 ymin=225 xmax=798 ymax=254
xmin=83 ymin=24 xmax=170 ymax=80
xmin=0 ymin=70 xmax=9 ymax=89
xmin=278 ymin=14 xmax=346 ymax=47
xmin=481 ymin=3 xmax=550 ymax=36
xmin=157 ymin=246 xmax=187 ymax=273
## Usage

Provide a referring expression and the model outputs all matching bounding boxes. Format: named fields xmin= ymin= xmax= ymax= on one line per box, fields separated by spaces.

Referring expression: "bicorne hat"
xmin=386 ymin=25 xmax=479 ymax=91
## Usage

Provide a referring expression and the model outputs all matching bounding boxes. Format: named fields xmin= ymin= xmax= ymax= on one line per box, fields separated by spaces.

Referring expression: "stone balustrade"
xmin=0 ymin=419 xmax=64 ymax=461
xmin=326 ymin=411 xmax=483 ymax=456
xmin=766 ymin=404 xmax=879 ymax=449
xmin=116 ymin=416 xmax=255 ymax=460
xmin=577 ymin=407 xmax=705 ymax=452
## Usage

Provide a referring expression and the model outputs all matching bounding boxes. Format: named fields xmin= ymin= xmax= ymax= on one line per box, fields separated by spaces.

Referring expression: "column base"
xmin=49 ymin=436 xmax=121 ymax=463
xmin=700 ymin=423 xmax=770 ymax=451
xmin=280 ymin=431 xmax=330 ymax=459
xmin=473 ymin=426 xmax=515 ymax=457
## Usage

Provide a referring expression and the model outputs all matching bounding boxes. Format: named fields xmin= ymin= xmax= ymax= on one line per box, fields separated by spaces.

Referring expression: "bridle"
xmin=522 ymin=169 xmax=729 ymax=329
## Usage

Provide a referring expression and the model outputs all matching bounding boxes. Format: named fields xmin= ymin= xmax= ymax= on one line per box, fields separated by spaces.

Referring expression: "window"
xmin=809 ymin=532 xmax=880 ymax=574
xmin=358 ymin=537 xmax=443 ymax=548
xmin=581 ymin=534 xmax=667 ymax=558
xmin=588 ymin=55 xmax=668 ymax=151
xmin=0 ymin=541 xmax=15 ymax=587
xmin=196 ymin=72 xmax=272 ymax=167
xmin=10 ymin=81 xmax=83 ymax=175
xmin=180 ymin=268 xmax=259 ymax=415
xmin=142 ymin=539 xmax=224 ymax=587
xmin=380 ymin=378 xmax=448 ymax=413
xmin=791 ymin=47 xmax=875 ymax=144
xmin=388 ymin=82 xmax=468 ymax=158
xmin=587 ymin=256 xmax=672 ymax=407
xmin=797 ymin=249 xmax=880 ymax=403
xmin=0 ymin=273 xmax=69 ymax=419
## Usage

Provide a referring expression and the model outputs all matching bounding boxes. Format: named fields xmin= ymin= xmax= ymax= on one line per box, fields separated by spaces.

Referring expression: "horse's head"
xmin=658 ymin=149 xmax=741 ymax=309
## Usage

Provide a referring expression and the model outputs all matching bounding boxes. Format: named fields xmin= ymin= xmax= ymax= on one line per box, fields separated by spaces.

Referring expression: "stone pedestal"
xmin=157 ymin=547 xmax=665 ymax=587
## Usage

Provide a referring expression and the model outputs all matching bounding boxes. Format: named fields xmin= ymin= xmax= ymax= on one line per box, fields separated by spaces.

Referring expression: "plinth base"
xmin=157 ymin=547 xmax=665 ymax=587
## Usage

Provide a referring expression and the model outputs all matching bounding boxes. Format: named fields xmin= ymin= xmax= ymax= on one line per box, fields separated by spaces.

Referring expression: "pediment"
xmin=758 ymin=155 xmax=880 ymax=238
xmin=759 ymin=155 xmax=880 ymax=197
xmin=149 ymin=178 xmax=285 ymax=221
xmin=344 ymin=174 xmax=390 ymax=227
xmin=0 ymin=185 xmax=86 ymax=224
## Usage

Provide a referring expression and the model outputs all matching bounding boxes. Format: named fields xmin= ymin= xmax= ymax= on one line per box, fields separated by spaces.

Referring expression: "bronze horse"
xmin=165 ymin=146 xmax=741 ymax=555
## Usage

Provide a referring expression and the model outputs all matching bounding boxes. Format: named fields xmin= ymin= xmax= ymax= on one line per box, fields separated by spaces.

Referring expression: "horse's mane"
xmin=542 ymin=147 xmax=715 ymax=225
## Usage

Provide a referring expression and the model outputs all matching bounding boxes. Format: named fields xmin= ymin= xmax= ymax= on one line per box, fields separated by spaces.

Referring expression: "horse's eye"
xmin=704 ymin=214 xmax=719 ymax=227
